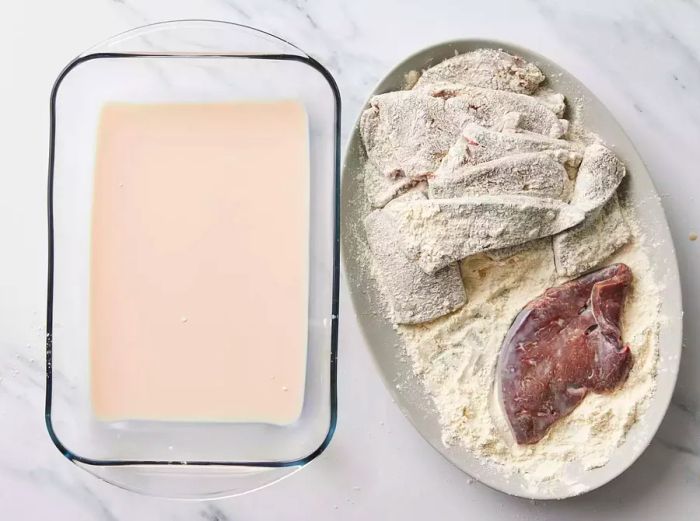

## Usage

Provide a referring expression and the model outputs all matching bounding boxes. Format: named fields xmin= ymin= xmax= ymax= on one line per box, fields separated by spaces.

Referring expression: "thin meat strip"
xmin=385 ymin=194 xmax=585 ymax=274
xmin=429 ymin=151 xmax=571 ymax=201
xmin=499 ymin=264 xmax=633 ymax=444
xmin=485 ymin=237 xmax=551 ymax=262
xmin=458 ymin=123 xmax=584 ymax=167
xmin=359 ymin=90 xmax=468 ymax=180
xmin=423 ymin=84 xmax=568 ymax=138
xmin=571 ymin=143 xmax=626 ymax=213
xmin=413 ymin=49 xmax=545 ymax=94
xmin=364 ymin=194 xmax=466 ymax=324
xmin=360 ymin=90 xmax=570 ymax=182
xmin=553 ymin=194 xmax=632 ymax=277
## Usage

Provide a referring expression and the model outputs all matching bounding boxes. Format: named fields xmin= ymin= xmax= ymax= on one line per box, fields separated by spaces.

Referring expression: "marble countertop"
xmin=1 ymin=0 xmax=699 ymax=519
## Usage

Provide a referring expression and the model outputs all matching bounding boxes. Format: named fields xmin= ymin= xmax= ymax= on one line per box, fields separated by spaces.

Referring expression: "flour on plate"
xmin=395 ymin=223 xmax=660 ymax=492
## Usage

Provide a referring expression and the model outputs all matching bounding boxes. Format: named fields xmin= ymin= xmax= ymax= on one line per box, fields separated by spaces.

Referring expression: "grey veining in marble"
xmin=0 ymin=0 xmax=698 ymax=519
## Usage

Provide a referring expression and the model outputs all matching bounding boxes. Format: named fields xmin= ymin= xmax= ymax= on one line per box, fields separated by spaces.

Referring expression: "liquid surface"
xmin=90 ymin=101 xmax=309 ymax=424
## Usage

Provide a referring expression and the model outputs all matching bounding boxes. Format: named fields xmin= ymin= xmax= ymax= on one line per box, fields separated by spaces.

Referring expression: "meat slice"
xmin=385 ymin=194 xmax=585 ymax=274
xmin=485 ymin=237 xmax=551 ymax=262
xmin=553 ymin=194 xmax=632 ymax=277
xmin=571 ymin=144 xmax=626 ymax=213
xmin=499 ymin=264 xmax=633 ymax=444
xmin=531 ymin=87 xmax=566 ymax=118
xmin=429 ymin=151 xmax=571 ymax=201
xmin=422 ymin=84 xmax=568 ymax=138
xmin=359 ymin=90 xmax=468 ymax=180
xmin=363 ymin=160 xmax=424 ymax=209
xmin=360 ymin=90 xmax=569 ymax=182
xmin=364 ymin=193 xmax=466 ymax=324
xmin=458 ymin=124 xmax=584 ymax=167
xmin=413 ymin=49 xmax=545 ymax=94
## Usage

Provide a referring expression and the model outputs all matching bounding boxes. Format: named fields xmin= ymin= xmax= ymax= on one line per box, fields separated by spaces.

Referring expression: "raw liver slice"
xmin=429 ymin=151 xmax=571 ymax=201
xmin=499 ymin=264 xmax=633 ymax=444
xmin=420 ymin=84 xmax=568 ymax=138
xmin=385 ymin=194 xmax=584 ymax=274
xmin=363 ymin=193 xmax=466 ymax=324
xmin=553 ymin=194 xmax=632 ymax=277
xmin=570 ymin=144 xmax=626 ymax=213
xmin=360 ymin=89 xmax=567 ymax=182
xmin=458 ymin=123 xmax=584 ymax=167
xmin=413 ymin=49 xmax=545 ymax=94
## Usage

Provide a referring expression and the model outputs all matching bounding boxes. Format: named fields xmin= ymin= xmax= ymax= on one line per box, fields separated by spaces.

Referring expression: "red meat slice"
xmin=499 ymin=264 xmax=633 ymax=444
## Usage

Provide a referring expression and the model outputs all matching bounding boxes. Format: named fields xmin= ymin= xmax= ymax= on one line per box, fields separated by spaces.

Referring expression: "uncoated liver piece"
xmin=363 ymin=201 xmax=466 ymax=325
xmin=553 ymin=194 xmax=632 ymax=277
xmin=386 ymin=194 xmax=586 ymax=274
xmin=500 ymin=263 xmax=633 ymax=444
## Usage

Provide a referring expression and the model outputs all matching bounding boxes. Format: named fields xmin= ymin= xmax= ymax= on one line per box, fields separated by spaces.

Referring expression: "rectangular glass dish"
xmin=46 ymin=21 xmax=339 ymax=480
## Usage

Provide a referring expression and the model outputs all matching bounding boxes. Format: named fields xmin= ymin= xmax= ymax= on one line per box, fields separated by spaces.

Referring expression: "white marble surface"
xmin=1 ymin=0 xmax=699 ymax=519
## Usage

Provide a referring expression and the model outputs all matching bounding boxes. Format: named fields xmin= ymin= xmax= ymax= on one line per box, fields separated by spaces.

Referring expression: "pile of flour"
xmin=396 ymin=225 xmax=660 ymax=491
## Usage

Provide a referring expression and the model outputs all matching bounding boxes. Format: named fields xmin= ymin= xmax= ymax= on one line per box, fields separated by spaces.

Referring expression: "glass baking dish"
xmin=45 ymin=20 xmax=339 ymax=498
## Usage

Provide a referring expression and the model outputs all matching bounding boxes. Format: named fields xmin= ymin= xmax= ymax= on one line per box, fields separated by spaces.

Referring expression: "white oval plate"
xmin=341 ymin=40 xmax=683 ymax=499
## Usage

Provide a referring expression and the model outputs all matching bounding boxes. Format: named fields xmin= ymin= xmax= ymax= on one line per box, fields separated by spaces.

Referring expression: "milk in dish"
xmin=89 ymin=101 xmax=309 ymax=424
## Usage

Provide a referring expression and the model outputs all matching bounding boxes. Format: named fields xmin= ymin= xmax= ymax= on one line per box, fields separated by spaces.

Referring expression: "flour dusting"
xmin=396 ymin=232 xmax=659 ymax=492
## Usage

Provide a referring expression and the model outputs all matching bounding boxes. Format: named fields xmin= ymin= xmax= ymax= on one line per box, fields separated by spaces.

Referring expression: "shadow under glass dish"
xmin=341 ymin=40 xmax=682 ymax=500
xmin=46 ymin=20 xmax=340 ymax=499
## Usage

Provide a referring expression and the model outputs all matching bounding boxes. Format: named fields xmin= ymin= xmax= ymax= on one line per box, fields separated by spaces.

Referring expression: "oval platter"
xmin=341 ymin=40 xmax=683 ymax=499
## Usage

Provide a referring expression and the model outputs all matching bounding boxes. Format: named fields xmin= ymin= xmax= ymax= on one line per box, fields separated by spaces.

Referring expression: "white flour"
xmin=396 ymin=230 xmax=660 ymax=492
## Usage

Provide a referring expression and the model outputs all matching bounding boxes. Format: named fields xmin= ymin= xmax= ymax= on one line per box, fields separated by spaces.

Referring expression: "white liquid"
xmin=90 ymin=101 xmax=309 ymax=424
